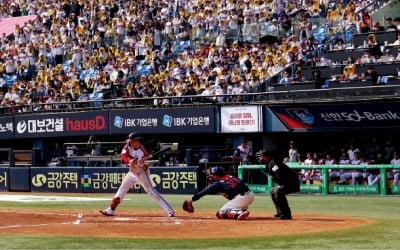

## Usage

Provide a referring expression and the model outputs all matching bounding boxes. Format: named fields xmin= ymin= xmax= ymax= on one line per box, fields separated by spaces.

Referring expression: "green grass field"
xmin=0 ymin=193 xmax=399 ymax=249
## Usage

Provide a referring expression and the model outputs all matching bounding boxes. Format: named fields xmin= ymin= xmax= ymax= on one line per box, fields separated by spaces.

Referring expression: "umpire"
xmin=258 ymin=150 xmax=300 ymax=220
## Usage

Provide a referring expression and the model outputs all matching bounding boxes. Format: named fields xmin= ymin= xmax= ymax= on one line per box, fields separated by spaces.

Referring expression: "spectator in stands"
xmin=392 ymin=151 xmax=400 ymax=185
xmin=379 ymin=49 xmax=395 ymax=63
xmin=366 ymin=34 xmax=383 ymax=58
xmin=363 ymin=66 xmax=380 ymax=86
xmin=396 ymin=48 xmax=400 ymax=62
xmin=292 ymin=70 xmax=305 ymax=82
xmin=0 ymin=0 xmax=390 ymax=114
xmin=88 ymin=135 xmax=102 ymax=156
xmin=284 ymin=140 xmax=300 ymax=163
xmin=358 ymin=50 xmax=377 ymax=64
xmin=48 ymin=142 xmax=64 ymax=166
xmin=371 ymin=21 xmax=385 ymax=32
xmin=65 ymin=144 xmax=79 ymax=157
xmin=301 ymin=152 xmax=318 ymax=184
xmin=235 ymin=139 xmax=253 ymax=165
xmin=347 ymin=142 xmax=361 ymax=161
xmin=390 ymin=33 xmax=400 ymax=46
xmin=324 ymin=153 xmax=340 ymax=181
xmin=393 ymin=17 xmax=400 ymax=31
xmin=385 ymin=17 xmax=397 ymax=31
xmin=338 ymin=151 xmax=363 ymax=185
xmin=368 ymin=151 xmax=399 ymax=185
xmin=311 ymin=69 xmax=325 ymax=89
xmin=358 ymin=9 xmax=371 ymax=33
xmin=339 ymin=149 xmax=351 ymax=165
xmin=383 ymin=138 xmax=396 ymax=163
xmin=341 ymin=64 xmax=358 ymax=80
xmin=279 ymin=70 xmax=291 ymax=85
xmin=365 ymin=136 xmax=381 ymax=161
xmin=306 ymin=54 xmax=320 ymax=67
xmin=333 ymin=38 xmax=346 ymax=50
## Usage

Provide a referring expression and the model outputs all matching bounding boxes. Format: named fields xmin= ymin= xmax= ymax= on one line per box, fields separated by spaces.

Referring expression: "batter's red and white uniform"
xmin=113 ymin=142 xmax=174 ymax=215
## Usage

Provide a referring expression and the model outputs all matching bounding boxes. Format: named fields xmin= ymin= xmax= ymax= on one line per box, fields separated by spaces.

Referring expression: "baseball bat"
xmin=144 ymin=147 xmax=171 ymax=160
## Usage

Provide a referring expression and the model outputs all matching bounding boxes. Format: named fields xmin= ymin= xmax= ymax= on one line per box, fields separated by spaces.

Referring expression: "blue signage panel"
xmin=14 ymin=111 xmax=109 ymax=138
xmin=0 ymin=166 xmax=8 ymax=191
xmin=109 ymin=107 xmax=215 ymax=134
xmin=0 ymin=116 xmax=13 ymax=139
xmin=269 ymin=103 xmax=400 ymax=130
xmin=151 ymin=167 xmax=200 ymax=194
xmin=83 ymin=167 xmax=201 ymax=194
xmin=30 ymin=167 xmax=83 ymax=192
xmin=83 ymin=167 xmax=141 ymax=193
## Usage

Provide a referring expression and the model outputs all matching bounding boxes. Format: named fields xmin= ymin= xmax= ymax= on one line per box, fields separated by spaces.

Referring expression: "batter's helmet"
xmin=127 ymin=132 xmax=141 ymax=141
xmin=209 ymin=166 xmax=225 ymax=176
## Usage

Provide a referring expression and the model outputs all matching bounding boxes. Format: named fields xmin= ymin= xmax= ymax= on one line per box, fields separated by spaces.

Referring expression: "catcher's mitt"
xmin=182 ymin=200 xmax=194 ymax=213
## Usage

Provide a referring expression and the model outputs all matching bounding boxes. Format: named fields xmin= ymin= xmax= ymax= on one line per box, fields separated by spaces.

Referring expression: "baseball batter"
xmin=184 ymin=166 xmax=255 ymax=220
xmin=99 ymin=133 xmax=175 ymax=217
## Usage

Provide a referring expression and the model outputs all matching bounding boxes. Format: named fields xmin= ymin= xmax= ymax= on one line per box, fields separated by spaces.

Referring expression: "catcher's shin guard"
xmin=110 ymin=197 xmax=121 ymax=210
xmin=216 ymin=210 xmax=228 ymax=219
xmin=216 ymin=209 xmax=247 ymax=219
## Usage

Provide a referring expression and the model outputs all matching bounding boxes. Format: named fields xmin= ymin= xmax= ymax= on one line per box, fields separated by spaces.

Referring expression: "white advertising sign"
xmin=221 ymin=106 xmax=262 ymax=132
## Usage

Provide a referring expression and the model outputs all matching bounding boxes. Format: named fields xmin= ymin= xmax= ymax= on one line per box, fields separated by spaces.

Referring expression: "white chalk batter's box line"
xmin=0 ymin=194 xmax=111 ymax=202
xmin=0 ymin=211 xmax=191 ymax=229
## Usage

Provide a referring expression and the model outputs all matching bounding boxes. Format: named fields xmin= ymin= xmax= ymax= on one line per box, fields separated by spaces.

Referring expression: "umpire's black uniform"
xmin=261 ymin=150 xmax=300 ymax=220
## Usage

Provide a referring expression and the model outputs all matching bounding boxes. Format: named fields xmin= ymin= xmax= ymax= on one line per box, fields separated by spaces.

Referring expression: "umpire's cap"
xmin=261 ymin=149 xmax=283 ymax=162
xmin=209 ymin=166 xmax=225 ymax=176
xmin=127 ymin=132 xmax=141 ymax=141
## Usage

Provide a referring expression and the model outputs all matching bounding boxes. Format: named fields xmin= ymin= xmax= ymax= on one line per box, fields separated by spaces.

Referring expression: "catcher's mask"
xmin=256 ymin=150 xmax=281 ymax=163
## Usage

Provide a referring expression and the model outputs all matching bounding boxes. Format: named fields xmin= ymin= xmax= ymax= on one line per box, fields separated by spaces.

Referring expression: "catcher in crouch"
xmin=183 ymin=166 xmax=255 ymax=220
xmin=99 ymin=133 xmax=175 ymax=217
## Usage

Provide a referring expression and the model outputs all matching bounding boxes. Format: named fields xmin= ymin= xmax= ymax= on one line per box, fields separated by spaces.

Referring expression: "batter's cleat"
xmin=274 ymin=213 xmax=282 ymax=218
xmin=168 ymin=211 xmax=175 ymax=217
xmin=99 ymin=208 xmax=115 ymax=216
xmin=236 ymin=210 xmax=250 ymax=220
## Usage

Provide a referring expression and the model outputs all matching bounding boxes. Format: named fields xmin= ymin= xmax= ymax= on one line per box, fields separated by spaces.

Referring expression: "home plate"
xmin=114 ymin=217 xmax=138 ymax=221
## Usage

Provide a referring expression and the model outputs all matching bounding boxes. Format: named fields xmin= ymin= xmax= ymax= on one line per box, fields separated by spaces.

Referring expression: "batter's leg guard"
xmin=110 ymin=197 xmax=121 ymax=210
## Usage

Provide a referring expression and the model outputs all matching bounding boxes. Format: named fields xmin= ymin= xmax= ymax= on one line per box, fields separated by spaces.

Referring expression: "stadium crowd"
xmin=0 ymin=0 xmax=391 ymax=112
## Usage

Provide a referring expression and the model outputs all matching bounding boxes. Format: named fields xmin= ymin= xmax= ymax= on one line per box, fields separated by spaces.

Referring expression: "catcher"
xmin=183 ymin=166 xmax=254 ymax=220
xmin=100 ymin=133 xmax=175 ymax=217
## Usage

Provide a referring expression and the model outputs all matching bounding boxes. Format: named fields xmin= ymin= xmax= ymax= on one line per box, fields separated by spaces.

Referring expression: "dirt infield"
xmin=0 ymin=208 xmax=372 ymax=239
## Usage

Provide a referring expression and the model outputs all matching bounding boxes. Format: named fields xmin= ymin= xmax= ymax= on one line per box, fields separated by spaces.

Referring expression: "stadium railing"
xmin=238 ymin=164 xmax=400 ymax=195
xmin=2 ymin=83 xmax=400 ymax=116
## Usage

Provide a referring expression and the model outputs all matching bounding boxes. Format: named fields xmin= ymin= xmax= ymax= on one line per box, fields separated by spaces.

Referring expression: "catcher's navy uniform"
xmin=261 ymin=150 xmax=300 ymax=220
xmin=192 ymin=167 xmax=255 ymax=220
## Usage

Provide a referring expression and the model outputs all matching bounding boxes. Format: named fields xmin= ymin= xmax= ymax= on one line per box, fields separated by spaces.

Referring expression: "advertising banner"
xmin=220 ymin=106 xmax=262 ymax=132
xmin=0 ymin=167 xmax=8 ymax=191
xmin=30 ymin=167 xmax=83 ymax=192
xmin=14 ymin=111 xmax=109 ymax=138
xmin=270 ymin=103 xmax=400 ymax=130
xmin=150 ymin=167 xmax=201 ymax=194
xmin=109 ymin=107 xmax=215 ymax=134
xmin=27 ymin=167 xmax=202 ymax=194
xmin=83 ymin=167 xmax=201 ymax=194
xmin=83 ymin=167 xmax=140 ymax=193
xmin=0 ymin=116 xmax=13 ymax=140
